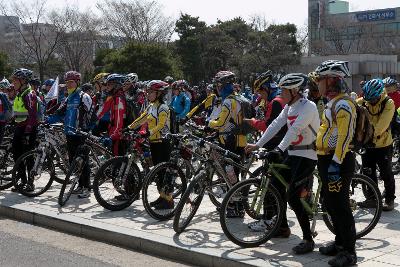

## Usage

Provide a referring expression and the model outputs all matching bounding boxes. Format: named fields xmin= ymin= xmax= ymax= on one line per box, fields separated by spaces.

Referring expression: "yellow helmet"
xmin=92 ymin=73 xmax=110 ymax=84
xmin=253 ymin=71 xmax=273 ymax=92
xmin=308 ymin=72 xmax=319 ymax=91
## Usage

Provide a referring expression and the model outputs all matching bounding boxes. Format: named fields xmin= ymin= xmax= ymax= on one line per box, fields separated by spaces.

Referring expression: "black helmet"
xmin=81 ymin=83 xmax=94 ymax=93
xmin=164 ymin=76 xmax=174 ymax=84
xmin=30 ymin=77 xmax=41 ymax=87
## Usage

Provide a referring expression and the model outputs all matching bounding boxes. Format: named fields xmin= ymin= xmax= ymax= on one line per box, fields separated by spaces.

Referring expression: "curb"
xmin=0 ymin=204 xmax=267 ymax=267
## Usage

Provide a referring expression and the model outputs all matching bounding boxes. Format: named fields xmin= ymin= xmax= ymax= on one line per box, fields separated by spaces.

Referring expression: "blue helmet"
xmin=363 ymin=79 xmax=384 ymax=102
xmin=44 ymin=79 xmax=55 ymax=87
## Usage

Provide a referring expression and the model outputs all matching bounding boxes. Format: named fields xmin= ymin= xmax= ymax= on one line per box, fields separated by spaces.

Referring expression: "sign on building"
xmin=356 ymin=9 xmax=396 ymax=22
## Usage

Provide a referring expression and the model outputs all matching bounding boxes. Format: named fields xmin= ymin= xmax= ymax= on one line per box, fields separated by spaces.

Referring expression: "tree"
xmin=0 ymin=51 xmax=11 ymax=78
xmin=96 ymin=0 xmax=174 ymax=44
xmin=0 ymin=0 xmax=63 ymax=81
xmin=102 ymin=42 xmax=182 ymax=80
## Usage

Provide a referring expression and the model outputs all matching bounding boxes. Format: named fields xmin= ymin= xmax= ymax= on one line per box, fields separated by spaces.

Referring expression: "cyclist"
xmin=163 ymin=76 xmax=174 ymax=105
xmin=48 ymin=71 xmax=93 ymax=199
xmin=170 ymin=80 xmax=191 ymax=132
xmin=123 ymin=73 xmax=141 ymax=123
xmin=10 ymin=68 xmax=38 ymax=192
xmin=0 ymin=78 xmax=12 ymax=144
xmin=314 ymin=60 xmax=357 ymax=266
xmin=92 ymin=73 xmax=110 ymax=136
xmin=128 ymin=80 xmax=172 ymax=210
xmin=383 ymin=77 xmax=400 ymax=109
xmin=245 ymin=71 xmax=287 ymax=150
xmin=358 ymin=79 xmax=396 ymax=211
xmin=307 ymin=72 xmax=328 ymax=120
xmin=246 ymin=73 xmax=320 ymax=254
xmin=97 ymin=74 xmax=127 ymax=156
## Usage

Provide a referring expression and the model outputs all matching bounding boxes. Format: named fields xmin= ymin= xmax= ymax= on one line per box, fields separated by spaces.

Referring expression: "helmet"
xmin=315 ymin=60 xmax=351 ymax=78
xmin=0 ymin=78 xmax=11 ymax=89
xmin=125 ymin=73 xmax=138 ymax=84
xmin=278 ymin=73 xmax=308 ymax=91
xmin=382 ymin=77 xmax=397 ymax=86
xmin=213 ymin=71 xmax=236 ymax=84
xmin=92 ymin=72 xmax=110 ymax=84
xmin=11 ymin=68 xmax=33 ymax=82
xmin=253 ymin=71 xmax=273 ymax=91
xmin=105 ymin=73 xmax=126 ymax=85
xmin=30 ymin=77 xmax=41 ymax=87
xmin=43 ymin=79 xmax=55 ymax=87
xmin=206 ymin=84 xmax=214 ymax=92
xmin=164 ymin=76 xmax=174 ymax=84
xmin=147 ymin=80 xmax=169 ymax=91
xmin=81 ymin=83 xmax=94 ymax=93
xmin=175 ymin=79 xmax=189 ymax=89
xmin=307 ymin=72 xmax=319 ymax=91
xmin=64 ymin=71 xmax=81 ymax=82
xmin=363 ymin=78 xmax=384 ymax=102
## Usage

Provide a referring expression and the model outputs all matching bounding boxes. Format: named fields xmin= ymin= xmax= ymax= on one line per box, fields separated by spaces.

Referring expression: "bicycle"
xmin=58 ymin=128 xmax=112 ymax=206
xmin=173 ymin=132 xmax=256 ymax=234
xmin=219 ymin=153 xmax=383 ymax=248
xmin=0 ymin=131 xmax=14 ymax=190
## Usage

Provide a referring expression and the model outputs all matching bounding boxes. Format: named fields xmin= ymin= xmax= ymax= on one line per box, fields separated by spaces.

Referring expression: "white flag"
xmin=45 ymin=77 xmax=59 ymax=103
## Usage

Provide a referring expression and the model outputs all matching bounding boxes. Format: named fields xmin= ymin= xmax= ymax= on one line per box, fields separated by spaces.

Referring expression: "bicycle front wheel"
xmin=220 ymin=178 xmax=284 ymax=248
xmin=0 ymin=145 xmax=14 ymax=190
xmin=322 ymin=173 xmax=382 ymax=239
xmin=58 ymin=157 xmax=82 ymax=206
xmin=173 ymin=170 xmax=206 ymax=234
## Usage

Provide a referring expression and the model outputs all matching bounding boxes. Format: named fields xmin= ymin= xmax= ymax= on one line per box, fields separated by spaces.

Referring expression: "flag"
xmin=45 ymin=77 xmax=59 ymax=104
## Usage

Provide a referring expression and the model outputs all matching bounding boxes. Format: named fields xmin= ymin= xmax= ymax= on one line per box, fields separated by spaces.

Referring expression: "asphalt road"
xmin=0 ymin=217 xmax=189 ymax=267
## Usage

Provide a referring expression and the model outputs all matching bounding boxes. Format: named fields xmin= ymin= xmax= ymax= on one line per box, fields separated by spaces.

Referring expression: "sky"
xmin=47 ymin=0 xmax=400 ymax=28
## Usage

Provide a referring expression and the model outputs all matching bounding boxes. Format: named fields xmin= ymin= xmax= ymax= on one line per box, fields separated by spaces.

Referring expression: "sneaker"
xmin=357 ymin=199 xmax=377 ymax=208
xmin=11 ymin=187 xmax=20 ymax=192
xmin=272 ymin=227 xmax=291 ymax=238
xmin=153 ymin=198 xmax=174 ymax=210
xmin=328 ymin=251 xmax=357 ymax=267
xmin=248 ymin=216 xmax=277 ymax=232
xmin=78 ymin=188 xmax=90 ymax=199
xmin=383 ymin=200 xmax=395 ymax=211
xmin=150 ymin=197 xmax=163 ymax=207
xmin=226 ymin=206 xmax=245 ymax=218
xmin=72 ymin=187 xmax=83 ymax=194
xmin=24 ymin=184 xmax=35 ymax=192
xmin=292 ymin=240 xmax=315 ymax=255
xmin=319 ymin=242 xmax=342 ymax=256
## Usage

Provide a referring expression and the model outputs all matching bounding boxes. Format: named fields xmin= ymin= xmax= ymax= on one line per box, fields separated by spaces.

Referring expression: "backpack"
xmin=79 ymin=92 xmax=97 ymax=131
xmin=331 ymin=96 xmax=376 ymax=151
xmin=227 ymin=94 xmax=257 ymax=135
xmin=0 ymin=93 xmax=12 ymax=122
xmin=125 ymin=97 xmax=137 ymax=127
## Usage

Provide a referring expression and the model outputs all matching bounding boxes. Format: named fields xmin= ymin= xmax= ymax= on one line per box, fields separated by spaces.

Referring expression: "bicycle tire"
xmin=93 ymin=156 xmax=142 ymax=211
xmin=322 ymin=173 xmax=382 ymax=239
xmin=12 ymin=149 xmax=55 ymax=197
xmin=142 ymin=161 xmax=187 ymax=221
xmin=0 ymin=145 xmax=14 ymax=190
xmin=173 ymin=170 xmax=206 ymax=233
xmin=220 ymin=178 xmax=284 ymax=248
xmin=58 ymin=157 xmax=82 ymax=206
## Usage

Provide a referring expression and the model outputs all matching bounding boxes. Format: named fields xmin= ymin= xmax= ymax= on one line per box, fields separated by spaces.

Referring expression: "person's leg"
xmin=376 ymin=145 xmax=396 ymax=209
xmin=12 ymin=127 xmax=27 ymax=185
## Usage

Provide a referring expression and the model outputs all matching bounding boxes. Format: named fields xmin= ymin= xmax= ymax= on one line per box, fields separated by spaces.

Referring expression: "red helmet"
xmin=147 ymin=80 xmax=169 ymax=91
xmin=64 ymin=71 xmax=81 ymax=82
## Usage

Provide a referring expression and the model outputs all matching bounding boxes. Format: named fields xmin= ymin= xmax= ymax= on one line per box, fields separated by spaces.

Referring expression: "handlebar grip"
xmin=226 ymin=151 xmax=241 ymax=161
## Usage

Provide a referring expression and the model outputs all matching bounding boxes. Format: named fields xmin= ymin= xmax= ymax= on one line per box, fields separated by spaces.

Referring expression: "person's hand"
xmin=139 ymin=130 xmax=150 ymax=138
xmin=267 ymin=147 xmax=284 ymax=163
xmin=327 ymin=161 xmax=341 ymax=181
xmin=245 ymin=144 xmax=259 ymax=154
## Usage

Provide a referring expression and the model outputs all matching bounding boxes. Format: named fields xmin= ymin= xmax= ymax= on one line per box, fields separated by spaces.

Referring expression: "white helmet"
xmin=125 ymin=73 xmax=138 ymax=84
xmin=315 ymin=60 xmax=351 ymax=78
xmin=278 ymin=73 xmax=308 ymax=91
xmin=0 ymin=78 xmax=11 ymax=90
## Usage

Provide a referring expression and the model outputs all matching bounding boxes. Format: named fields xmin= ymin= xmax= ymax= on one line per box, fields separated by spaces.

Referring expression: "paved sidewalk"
xmin=0 ymin=177 xmax=400 ymax=267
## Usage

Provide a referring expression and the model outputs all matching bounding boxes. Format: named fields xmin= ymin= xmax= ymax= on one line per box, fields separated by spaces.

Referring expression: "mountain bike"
xmin=0 ymin=131 xmax=14 ymax=190
xmin=219 ymin=153 xmax=383 ymax=248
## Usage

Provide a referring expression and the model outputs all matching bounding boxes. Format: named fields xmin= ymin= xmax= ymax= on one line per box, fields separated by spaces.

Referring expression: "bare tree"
xmin=96 ymin=0 xmax=175 ymax=43
xmin=0 ymin=0 xmax=63 ymax=81
xmin=248 ymin=14 xmax=269 ymax=32
xmin=50 ymin=6 xmax=101 ymax=75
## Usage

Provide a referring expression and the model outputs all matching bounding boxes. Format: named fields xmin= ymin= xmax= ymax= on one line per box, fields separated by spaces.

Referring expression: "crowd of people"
xmin=1 ymin=59 xmax=399 ymax=267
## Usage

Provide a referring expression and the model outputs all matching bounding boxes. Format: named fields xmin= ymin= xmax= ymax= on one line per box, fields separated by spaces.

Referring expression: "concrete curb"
xmin=0 ymin=204 xmax=268 ymax=267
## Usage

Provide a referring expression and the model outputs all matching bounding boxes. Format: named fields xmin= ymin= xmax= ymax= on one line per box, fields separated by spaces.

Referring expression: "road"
xmin=0 ymin=217 xmax=190 ymax=267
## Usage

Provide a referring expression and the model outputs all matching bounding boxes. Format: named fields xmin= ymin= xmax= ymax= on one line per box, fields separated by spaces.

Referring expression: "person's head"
xmin=383 ymin=77 xmax=398 ymax=94
xmin=123 ymin=73 xmax=138 ymax=92
xmin=43 ymin=79 xmax=55 ymax=93
xmin=314 ymin=60 xmax=351 ymax=100
xmin=253 ymin=71 xmax=279 ymax=101
xmin=105 ymin=74 xmax=126 ymax=94
xmin=10 ymin=68 xmax=33 ymax=92
xmin=278 ymin=73 xmax=308 ymax=105
xmin=81 ymin=83 xmax=94 ymax=96
xmin=213 ymin=70 xmax=236 ymax=99
xmin=30 ymin=77 xmax=41 ymax=92
xmin=146 ymin=80 xmax=168 ymax=103
xmin=362 ymin=78 xmax=384 ymax=105
xmin=164 ymin=76 xmax=174 ymax=85
xmin=0 ymin=78 xmax=11 ymax=94
xmin=206 ymin=84 xmax=214 ymax=96
xmin=307 ymin=72 xmax=322 ymax=100
xmin=173 ymin=80 xmax=188 ymax=96
xmin=64 ymin=71 xmax=81 ymax=95
xmin=92 ymin=72 xmax=110 ymax=92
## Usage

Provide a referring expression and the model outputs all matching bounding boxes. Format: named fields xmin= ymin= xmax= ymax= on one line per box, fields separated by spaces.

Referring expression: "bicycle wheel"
xmin=220 ymin=178 xmax=284 ymax=248
xmin=58 ymin=157 xmax=82 ymax=206
xmin=12 ymin=150 xmax=55 ymax=197
xmin=93 ymin=156 xmax=142 ymax=211
xmin=173 ymin=170 xmax=206 ymax=233
xmin=0 ymin=145 xmax=14 ymax=190
xmin=322 ymin=173 xmax=382 ymax=239
xmin=142 ymin=162 xmax=187 ymax=221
